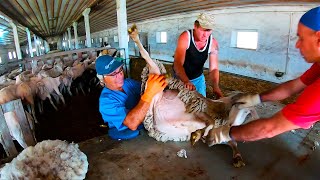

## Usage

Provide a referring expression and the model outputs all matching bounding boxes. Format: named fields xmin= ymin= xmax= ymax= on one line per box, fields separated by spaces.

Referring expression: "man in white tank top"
xmin=173 ymin=13 xmax=222 ymax=98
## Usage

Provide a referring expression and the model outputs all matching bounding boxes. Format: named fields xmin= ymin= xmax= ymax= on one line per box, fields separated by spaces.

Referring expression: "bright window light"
xmin=62 ymin=42 xmax=66 ymax=47
xmin=0 ymin=30 xmax=3 ymax=37
xmin=114 ymin=36 xmax=118 ymax=42
xmin=8 ymin=52 xmax=12 ymax=59
xmin=32 ymin=48 xmax=36 ymax=52
xmin=0 ymin=57 xmax=2 ymax=63
xmin=91 ymin=39 xmax=94 ymax=43
xmin=235 ymin=31 xmax=258 ymax=50
xmin=104 ymin=37 xmax=108 ymax=42
xmin=156 ymin=32 xmax=167 ymax=43
xmin=26 ymin=48 xmax=29 ymax=54
xmin=99 ymin=38 xmax=102 ymax=43
xmin=13 ymin=51 xmax=16 ymax=58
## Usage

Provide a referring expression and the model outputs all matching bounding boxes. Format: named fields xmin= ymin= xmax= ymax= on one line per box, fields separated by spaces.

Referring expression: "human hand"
xmin=206 ymin=125 xmax=232 ymax=146
xmin=141 ymin=74 xmax=167 ymax=103
xmin=213 ymin=87 xmax=223 ymax=99
xmin=184 ymin=81 xmax=196 ymax=91
xmin=232 ymin=93 xmax=261 ymax=109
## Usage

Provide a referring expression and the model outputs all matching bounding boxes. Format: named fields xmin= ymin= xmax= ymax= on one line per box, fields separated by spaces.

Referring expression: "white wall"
xmin=81 ymin=4 xmax=319 ymax=83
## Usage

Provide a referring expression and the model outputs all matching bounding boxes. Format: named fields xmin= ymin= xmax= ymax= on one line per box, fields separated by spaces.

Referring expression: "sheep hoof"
xmin=232 ymin=156 xmax=246 ymax=168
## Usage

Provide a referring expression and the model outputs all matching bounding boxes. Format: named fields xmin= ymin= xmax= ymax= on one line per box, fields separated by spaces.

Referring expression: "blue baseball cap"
xmin=300 ymin=6 xmax=320 ymax=31
xmin=95 ymin=55 xmax=124 ymax=75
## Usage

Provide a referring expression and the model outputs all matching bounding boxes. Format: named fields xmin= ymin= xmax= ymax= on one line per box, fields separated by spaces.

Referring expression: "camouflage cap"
xmin=197 ymin=13 xmax=215 ymax=30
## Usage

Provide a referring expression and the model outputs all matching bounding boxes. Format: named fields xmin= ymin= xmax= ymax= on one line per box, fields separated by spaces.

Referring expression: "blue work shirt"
xmin=99 ymin=78 xmax=141 ymax=131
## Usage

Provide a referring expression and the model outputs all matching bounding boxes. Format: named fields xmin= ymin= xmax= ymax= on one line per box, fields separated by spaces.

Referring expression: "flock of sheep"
xmin=0 ymin=52 xmax=98 ymax=149
xmin=0 ymin=51 xmax=104 ymax=179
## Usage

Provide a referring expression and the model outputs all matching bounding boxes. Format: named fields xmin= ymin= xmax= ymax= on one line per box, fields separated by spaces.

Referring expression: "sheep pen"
xmin=0 ymin=55 xmax=303 ymax=176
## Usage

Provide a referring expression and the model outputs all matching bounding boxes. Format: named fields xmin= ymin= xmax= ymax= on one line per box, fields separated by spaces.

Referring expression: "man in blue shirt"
xmin=96 ymin=55 xmax=167 ymax=140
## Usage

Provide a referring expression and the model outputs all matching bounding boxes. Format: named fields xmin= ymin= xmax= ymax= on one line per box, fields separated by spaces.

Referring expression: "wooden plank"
xmin=0 ymin=106 xmax=18 ymax=157
xmin=2 ymin=99 xmax=36 ymax=147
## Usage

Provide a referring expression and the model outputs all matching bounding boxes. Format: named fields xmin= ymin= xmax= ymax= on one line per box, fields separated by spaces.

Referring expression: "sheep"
xmin=129 ymin=25 xmax=259 ymax=167
xmin=38 ymin=61 xmax=64 ymax=78
xmin=0 ymin=140 xmax=89 ymax=179
xmin=0 ymin=74 xmax=15 ymax=88
xmin=36 ymin=76 xmax=65 ymax=112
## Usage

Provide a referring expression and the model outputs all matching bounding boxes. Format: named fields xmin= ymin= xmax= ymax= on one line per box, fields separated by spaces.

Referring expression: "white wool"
xmin=0 ymin=140 xmax=88 ymax=180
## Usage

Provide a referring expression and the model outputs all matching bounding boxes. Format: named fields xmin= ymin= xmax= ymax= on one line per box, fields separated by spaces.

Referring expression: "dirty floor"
xmin=80 ymin=102 xmax=320 ymax=180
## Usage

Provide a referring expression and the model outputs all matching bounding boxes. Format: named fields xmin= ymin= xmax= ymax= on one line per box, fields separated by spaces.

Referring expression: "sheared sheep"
xmin=128 ymin=24 xmax=259 ymax=167
xmin=0 ymin=140 xmax=89 ymax=179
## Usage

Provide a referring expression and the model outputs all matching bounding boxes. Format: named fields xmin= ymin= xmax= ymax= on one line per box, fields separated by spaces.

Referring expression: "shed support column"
xmin=26 ymin=28 xmax=33 ymax=58
xmin=33 ymin=35 xmax=39 ymax=56
xmin=83 ymin=8 xmax=91 ymax=48
xmin=116 ymin=0 xmax=130 ymax=75
xmin=9 ymin=21 xmax=22 ymax=60
xmin=67 ymin=27 xmax=71 ymax=50
xmin=73 ymin=22 xmax=79 ymax=49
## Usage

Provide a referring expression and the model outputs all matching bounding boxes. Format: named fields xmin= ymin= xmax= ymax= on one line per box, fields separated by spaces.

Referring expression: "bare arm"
xmin=208 ymin=38 xmax=223 ymax=98
xmin=123 ymin=100 xmax=150 ymax=130
xmin=260 ymin=77 xmax=306 ymax=102
xmin=123 ymin=74 xmax=167 ymax=130
xmin=174 ymin=32 xmax=194 ymax=89
xmin=230 ymin=111 xmax=300 ymax=142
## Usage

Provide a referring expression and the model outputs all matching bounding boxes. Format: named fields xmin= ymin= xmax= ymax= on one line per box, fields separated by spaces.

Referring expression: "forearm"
xmin=230 ymin=118 xmax=277 ymax=142
xmin=208 ymin=69 xmax=220 ymax=87
xmin=173 ymin=62 xmax=190 ymax=83
xmin=230 ymin=112 xmax=299 ymax=142
xmin=260 ymin=78 xmax=305 ymax=102
xmin=123 ymin=100 xmax=150 ymax=130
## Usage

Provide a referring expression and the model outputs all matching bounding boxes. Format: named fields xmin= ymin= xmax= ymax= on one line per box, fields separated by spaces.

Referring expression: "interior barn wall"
xmin=82 ymin=4 xmax=318 ymax=83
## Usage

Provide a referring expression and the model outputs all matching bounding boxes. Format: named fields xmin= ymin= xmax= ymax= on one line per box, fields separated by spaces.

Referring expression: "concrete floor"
xmin=79 ymin=102 xmax=320 ymax=180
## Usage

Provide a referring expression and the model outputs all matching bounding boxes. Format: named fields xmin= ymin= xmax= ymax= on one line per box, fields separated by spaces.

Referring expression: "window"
xmin=156 ymin=32 xmax=167 ymax=43
xmin=8 ymin=52 xmax=12 ymax=59
xmin=99 ymin=38 xmax=103 ymax=43
xmin=231 ymin=30 xmax=258 ymax=50
xmin=91 ymin=39 xmax=94 ymax=43
xmin=114 ymin=36 xmax=118 ymax=42
xmin=26 ymin=48 xmax=29 ymax=54
xmin=13 ymin=51 xmax=16 ymax=59
xmin=0 ymin=57 xmax=2 ymax=63
xmin=104 ymin=37 xmax=108 ymax=42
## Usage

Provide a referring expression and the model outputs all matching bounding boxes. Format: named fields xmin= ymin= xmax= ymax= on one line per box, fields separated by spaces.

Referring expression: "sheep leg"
xmin=79 ymin=83 xmax=85 ymax=95
xmin=25 ymin=95 xmax=38 ymax=124
xmin=53 ymin=86 xmax=65 ymax=104
xmin=51 ymin=92 xmax=60 ymax=104
xmin=30 ymin=104 xmax=38 ymax=124
xmin=47 ymin=95 xmax=58 ymax=111
xmin=38 ymin=100 xmax=43 ymax=114
xmin=67 ymin=86 xmax=73 ymax=96
xmin=249 ymin=107 xmax=259 ymax=120
xmin=25 ymin=110 xmax=37 ymax=143
xmin=227 ymin=141 xmax=245 ymax=168
xmin=128 ymin=25 xmax=160 ymax=75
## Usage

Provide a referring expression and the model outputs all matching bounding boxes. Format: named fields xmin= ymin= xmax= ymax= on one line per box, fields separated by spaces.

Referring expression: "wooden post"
xmin=2 ymin=99 xmax=36 ymax=147
xmin=0 ymin=107 xmax=18 ymax=157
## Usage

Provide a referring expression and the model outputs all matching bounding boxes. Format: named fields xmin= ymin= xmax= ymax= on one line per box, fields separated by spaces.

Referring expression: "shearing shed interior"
xmin=0 ymin=0 xmax=319 ymax=179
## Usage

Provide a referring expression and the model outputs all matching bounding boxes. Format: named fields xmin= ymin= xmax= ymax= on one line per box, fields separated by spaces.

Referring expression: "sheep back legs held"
xmin=191 ymin=124 xmax=246 ymax=168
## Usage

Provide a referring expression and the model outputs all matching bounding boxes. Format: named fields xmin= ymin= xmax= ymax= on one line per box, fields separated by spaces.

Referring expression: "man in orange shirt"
xmin=207 ymin=6 xmax=320 ymax=144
